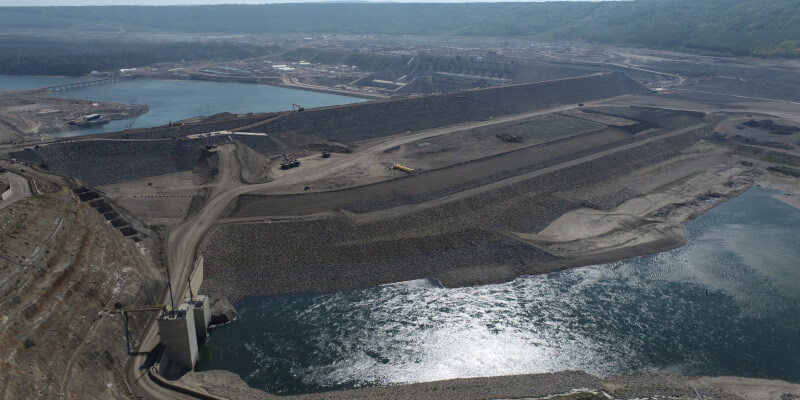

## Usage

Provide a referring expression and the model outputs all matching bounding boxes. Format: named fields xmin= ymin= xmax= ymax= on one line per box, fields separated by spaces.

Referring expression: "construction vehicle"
xmin=392 ymin=164 xmax=415 ymax=174
xmin=292 ymin=104 xmax=305 ymax=112
xmin=280 ymin=154 xmax=300 ymax=170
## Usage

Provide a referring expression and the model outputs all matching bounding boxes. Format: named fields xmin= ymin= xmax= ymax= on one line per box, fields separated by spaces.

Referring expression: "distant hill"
xmin=1 ymin=0 xmax=799 ymax=58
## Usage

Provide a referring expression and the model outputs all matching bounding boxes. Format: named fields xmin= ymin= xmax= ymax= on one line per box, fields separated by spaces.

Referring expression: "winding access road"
xmin=0 ymin=171 xmax=31 ymax=211
xmin=124 ymin=93 xmax=799 ymax=399
xmin=124 ymin=98 xmax=615 ymax=399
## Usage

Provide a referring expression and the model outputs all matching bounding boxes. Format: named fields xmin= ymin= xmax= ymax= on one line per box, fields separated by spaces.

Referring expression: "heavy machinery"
xmin=280 ymin=154 xmax=300 ymax=170
xmin=292 ymin=104 xmax=305 ymax=112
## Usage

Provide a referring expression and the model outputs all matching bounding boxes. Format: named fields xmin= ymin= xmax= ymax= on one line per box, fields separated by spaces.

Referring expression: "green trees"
xmin=0 ymin=38 xmax=271 ymax=76
xmin=1 ymin=0 xmax=799 ymax=60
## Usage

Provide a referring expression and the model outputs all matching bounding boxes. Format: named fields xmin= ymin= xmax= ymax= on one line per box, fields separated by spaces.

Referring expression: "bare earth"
xmin=3 ymin=64 xmax=800 ymax=399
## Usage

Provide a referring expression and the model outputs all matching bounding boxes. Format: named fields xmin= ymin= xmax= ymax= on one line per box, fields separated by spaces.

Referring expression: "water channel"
xmin=196 ymin=187 xmax=800 ymax=394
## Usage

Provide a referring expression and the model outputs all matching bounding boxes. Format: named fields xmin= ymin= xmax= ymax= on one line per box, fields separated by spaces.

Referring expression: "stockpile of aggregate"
xmin=11 ymin=137 xmax=227 ymax=185
xmin=232 ymin=135 xmax=281 ymax=154
xmin=581 ymin=188 xmax=643 ymax=211
xmin=707 ymin=132 xmax=795 ymax=151
xmin=253 ymin=73 xmax=651 ymax=143
xmin=580 ymin=106 xmax=703 ymax=127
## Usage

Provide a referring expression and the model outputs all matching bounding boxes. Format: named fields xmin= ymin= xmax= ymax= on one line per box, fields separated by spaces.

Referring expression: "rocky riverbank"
xmin=180 ymin=369 xmax=800 ymax=400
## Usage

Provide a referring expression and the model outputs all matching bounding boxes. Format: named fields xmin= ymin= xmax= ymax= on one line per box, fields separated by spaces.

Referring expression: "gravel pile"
xmin=233 ymin=135 xmax=280 ymax=154
xmin=202 ymin=370 xmax=603 ymax=400
xmin=725 ymin=134 xmax=794 ymax=150
xmin=581 ymin=106 xmax=704 ymax=127
xmin=11 ymin=137 xmax=228 ymax=185
xmin=605 ymin=374 xmax=742 ymax=399
xmin=581 ymin=188 xmax=643 ymax=211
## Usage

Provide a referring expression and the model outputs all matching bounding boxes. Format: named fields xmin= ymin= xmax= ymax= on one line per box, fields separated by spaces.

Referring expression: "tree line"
xmin=1 ymin=0 xmax=798 ymax=59
xmin=0 ymin=38 xmax=272 ymax=76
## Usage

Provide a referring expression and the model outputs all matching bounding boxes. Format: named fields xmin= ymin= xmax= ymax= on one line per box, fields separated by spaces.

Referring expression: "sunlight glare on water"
xmin=197 ymin=187 xmax=800 ymax=394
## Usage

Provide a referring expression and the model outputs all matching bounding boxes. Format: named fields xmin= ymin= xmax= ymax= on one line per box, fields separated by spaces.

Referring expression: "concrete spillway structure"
xmin=157 ymin=304 xmax=199 ymax=370
xmin=157 ymin=256 xmax=211 ymax=369
xmin=190 ymin=295 xmax=211 ymax=339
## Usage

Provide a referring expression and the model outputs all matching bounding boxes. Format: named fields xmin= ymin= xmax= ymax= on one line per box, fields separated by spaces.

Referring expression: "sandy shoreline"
xmin=181 ymin=369 xmax=800 ymax=400
xmin=187 ymin=161 xmax=800 ymax=399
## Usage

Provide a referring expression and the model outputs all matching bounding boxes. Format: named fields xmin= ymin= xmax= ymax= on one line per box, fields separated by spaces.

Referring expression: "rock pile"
xmin=253 ymin=73 xmax=650 ymax=143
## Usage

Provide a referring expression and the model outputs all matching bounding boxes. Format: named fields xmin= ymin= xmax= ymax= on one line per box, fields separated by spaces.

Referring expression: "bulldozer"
xmin=280 ymin=154 xmax=300 ymax=170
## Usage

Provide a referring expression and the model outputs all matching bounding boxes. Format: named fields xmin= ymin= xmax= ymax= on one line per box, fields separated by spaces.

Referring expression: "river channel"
xmin=196 ymin=187 xmax=800 ymax=394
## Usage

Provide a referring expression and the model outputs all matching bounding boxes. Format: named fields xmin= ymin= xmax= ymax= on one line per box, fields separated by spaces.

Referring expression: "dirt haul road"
xmin=127 ymin=97 xmax=646 ymax=399
xmin=0 ymin=171 xmax=31 ymax=211
xmin=125 ymin=95 xmax=798 ymax=399
xmin=126 ymin=97 xmax=695 ymax=398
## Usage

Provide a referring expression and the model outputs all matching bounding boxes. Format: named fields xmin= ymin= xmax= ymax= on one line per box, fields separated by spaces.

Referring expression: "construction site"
xmin=2 ymin=39 xmax=800 ymax=400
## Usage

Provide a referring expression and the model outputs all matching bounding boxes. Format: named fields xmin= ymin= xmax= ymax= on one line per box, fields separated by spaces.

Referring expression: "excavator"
xmin=280 ymin=153 xmax=300 ymax=170
xmin=292 ymin=104 xmax=305 ymax=112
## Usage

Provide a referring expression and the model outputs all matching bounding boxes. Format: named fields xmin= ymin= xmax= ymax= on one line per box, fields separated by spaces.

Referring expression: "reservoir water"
xmin=0 ymin=74 xmax=80 ymax=92
xmin=196 ymin=187 xmax=800 ymax=394
xmin=0 ymin=75 xmax=366 ymax=137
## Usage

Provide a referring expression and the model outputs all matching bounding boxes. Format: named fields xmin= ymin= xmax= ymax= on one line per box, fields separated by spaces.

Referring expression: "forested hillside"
xmin=0 ymin=0 xmax=799 ymax=58
xmin=0 ymin=38 xmax=273 ymax=76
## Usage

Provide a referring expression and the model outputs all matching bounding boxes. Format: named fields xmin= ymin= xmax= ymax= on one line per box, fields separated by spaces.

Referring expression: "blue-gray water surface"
xmin=0 ymin=74 xmax=80 ymax=92
xmin=49 ymin=79 xmax=365 ymax=136
xmin=197 ymin=187 xmax=800 ymax=395
xmin=0 ymin=75 xmax=365 ymax=137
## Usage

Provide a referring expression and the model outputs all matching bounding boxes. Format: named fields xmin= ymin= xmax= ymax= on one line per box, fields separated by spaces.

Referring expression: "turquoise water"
xmin=0 ymin=75 xmax=365 ymax=137
xmin=196 ymin=187 xmax=800 ymax=394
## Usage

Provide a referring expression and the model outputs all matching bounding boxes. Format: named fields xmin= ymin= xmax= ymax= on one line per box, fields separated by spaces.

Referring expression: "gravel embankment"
xmin=203 ymin=128 xmax=704 ymax=302
xmin=252 ymin=73 xmax=651 ymax=143
xmin=9 ymin=134 xmax=285 ymax=186
xmin=189 ymin=370 xmax=769 ymax=400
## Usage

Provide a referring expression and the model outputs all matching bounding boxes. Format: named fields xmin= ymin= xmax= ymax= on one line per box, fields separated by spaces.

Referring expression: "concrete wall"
xmin=191 ymin=295 xmax=211 ymax=339
xmin=158 ymin=304 xmax=199 ymax=370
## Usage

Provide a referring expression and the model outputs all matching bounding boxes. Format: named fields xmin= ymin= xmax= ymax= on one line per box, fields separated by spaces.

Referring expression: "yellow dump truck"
xmin=392 ymin=164 xmax=415 ymax=174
